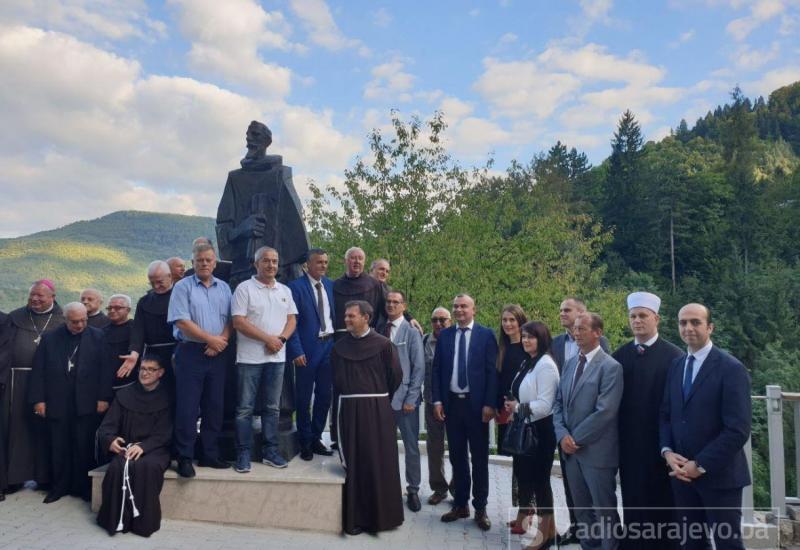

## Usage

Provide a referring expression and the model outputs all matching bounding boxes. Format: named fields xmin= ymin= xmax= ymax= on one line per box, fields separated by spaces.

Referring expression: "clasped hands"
xmin=109 ymin=437 xmax=144 ymax=460
xmin=204 ymin=334 xmax=228 ymax=357
xmin=664 ymin=451 xmax=704 ymax=482
xmin=433 ymin=404 xmax=495 ymax=423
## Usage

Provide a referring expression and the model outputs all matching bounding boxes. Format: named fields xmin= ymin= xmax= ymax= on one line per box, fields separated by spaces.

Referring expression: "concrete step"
xmin=89 ymin=455 xmax=345 ymax=533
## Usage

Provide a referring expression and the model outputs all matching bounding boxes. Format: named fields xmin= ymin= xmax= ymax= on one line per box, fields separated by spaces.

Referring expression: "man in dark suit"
xmin=287 ymin=248 xmax=336 ymax=461
xmin=659 ymin=303 xmax=751 ymax=550
xmin=29 ymin=302 xmax=113 ymax=503
xmin=550 ymin=296 xmax=610 ymax=545
xmin=553 ymin=312 xmax=623 ymax=550
xmin=432 ymin=294 xmax=497 ymax=531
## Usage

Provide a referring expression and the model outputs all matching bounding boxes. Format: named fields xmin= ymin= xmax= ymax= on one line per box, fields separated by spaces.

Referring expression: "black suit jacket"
xmin=551 ymin=332 xmax=610 ymax=372
xmin=659 ymin=345 xmax=751 ymax=489
xmin=29 ymin=325 xmax=114 ymax=419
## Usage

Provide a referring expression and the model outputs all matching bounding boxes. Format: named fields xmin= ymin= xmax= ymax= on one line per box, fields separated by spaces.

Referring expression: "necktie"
xmin=636 ymin=344 xmax=647 ymax=355
xmin=384 ymin=321 xmax=393 ymax=339
xmin=457 ymin=327 xmax=469 ymax=390
xmin=682 ymin=355 xmax=696 ymax=400
xmin=315 ymin=282 xmax=326 ymax=332
xmin=571 ymin=353 xmax=587 ymax=397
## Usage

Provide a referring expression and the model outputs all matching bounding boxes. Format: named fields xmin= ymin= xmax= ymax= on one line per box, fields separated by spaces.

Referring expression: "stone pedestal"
xmin=90 ymin=456 xmax=345 ymax=533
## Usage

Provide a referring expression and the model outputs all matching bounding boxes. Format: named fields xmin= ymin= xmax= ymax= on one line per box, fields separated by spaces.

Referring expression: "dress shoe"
xmin=556 ymin=527 xmax=580 ymax=546
xmin=474 ymin=509 xmax=491 ymax=531
xmin=406 ymin=493 xmax=421 ymax=512
xmin=427 ymin=491 xmax=448 ymax=505
xmin=330 ymin=441 xmax=339 ymax=450
xmin=300 ymin=446 xmax=314 ymax=461
xmin=0 ymin=491 xmax=5 ymax=502
xmin=176 ymin=457 xmax=196 ymax=478
xmin=344 ymin=526 xmax=363 ymax=536
xmin=441 ymin=506 xmax=470 ymax=522
xmin=311 ymin=440 xmax=334 ymax=456
xmin=198 ymin=457 xmax=230 ymax=469
xmin=42 ymin=492 xmax=62 ymax=504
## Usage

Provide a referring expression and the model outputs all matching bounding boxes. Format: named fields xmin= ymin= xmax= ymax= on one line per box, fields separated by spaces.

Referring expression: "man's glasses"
xmin=431 ymin=317 xmax=449 ymax=324
xmin=140 ymin=367 xmax=162 ymax=374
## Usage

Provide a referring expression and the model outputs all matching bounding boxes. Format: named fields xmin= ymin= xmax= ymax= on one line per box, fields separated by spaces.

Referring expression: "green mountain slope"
xmin=0 ymin=211 xmax=215 ymax=312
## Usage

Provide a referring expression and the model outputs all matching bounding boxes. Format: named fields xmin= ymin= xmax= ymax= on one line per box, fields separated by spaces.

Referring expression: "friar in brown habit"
xmin=332 ymin=300 xmax=403 ymax=536
xmin=96 ymin=355 xmax=172 ymax=537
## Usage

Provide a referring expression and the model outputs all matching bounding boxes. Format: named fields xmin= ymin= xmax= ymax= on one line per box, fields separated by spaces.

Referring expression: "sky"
xmin=0 ymin=0 xmax=798 ymax=237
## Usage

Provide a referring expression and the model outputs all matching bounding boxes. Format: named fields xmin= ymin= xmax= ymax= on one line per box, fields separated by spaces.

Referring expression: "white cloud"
xmin=497 ymin=32 xmax=518 ymax=45
xmin=372 ymin=7 xmax=392 ymax=27
xmin=668 ymin=29 xmax=695 ymax=48
xmin=726 ymin=0 xmax=786 ymax=40
xmin=439 ymin=97 xmax=475 ymax=122
xmin=0 ymin=0 xmax=166 ymax=42
xmin=743 ymin=65 xmax=800 ymax=96
xmin=169 ymin=0 xmax=297 ymax=97
xmin=0 ymin=25 xmax=362 ymax=237
xmin=288 ymin=0 xmax=365 ymax=53
xmin=732 ymin=42 xmax=780 ymax=70
xmin=538 ymin=44 xmax=665 ymax=86
xmin=580 ymin=0 xmax=614 ymax=21
xmin=474 ymin=58 xmax=581 ymax=119
xmin=363 ymin=59 xmax=416 ymax=102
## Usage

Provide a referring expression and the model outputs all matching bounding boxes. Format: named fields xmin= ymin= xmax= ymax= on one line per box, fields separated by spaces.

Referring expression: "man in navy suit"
xmin=432 ymin=294 xmax=497 ymax=531
xmin=659 ymin=303 xmax=751 ymax=550
xmin=287 ymin=248 xmax=336 ymax=461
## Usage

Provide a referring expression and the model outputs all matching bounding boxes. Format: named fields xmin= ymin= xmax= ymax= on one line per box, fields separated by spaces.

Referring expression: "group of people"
xmin=0 ymin=242 xmax=753 ymax=549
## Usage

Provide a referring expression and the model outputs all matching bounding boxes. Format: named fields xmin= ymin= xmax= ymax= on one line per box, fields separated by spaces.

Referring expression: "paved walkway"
xmin=0 ymin=455 xmax=578 ymax=550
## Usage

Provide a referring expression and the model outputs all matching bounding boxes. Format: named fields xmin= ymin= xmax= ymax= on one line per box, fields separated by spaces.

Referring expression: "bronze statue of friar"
xmin=216 ymin=120 xmax=310 ymax=289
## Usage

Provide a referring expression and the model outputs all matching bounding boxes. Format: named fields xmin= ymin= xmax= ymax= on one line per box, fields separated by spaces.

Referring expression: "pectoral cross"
xmin=34 ymin=336 xmax=41 ymax=345
xmin=67 ymin=358 xmax=75 ymax=372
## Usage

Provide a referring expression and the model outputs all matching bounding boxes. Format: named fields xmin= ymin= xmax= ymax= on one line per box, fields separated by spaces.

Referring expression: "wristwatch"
xmin=278 ymin=336 xmax=287 ymax=343
xmin=696 ymin=463 xmax=706 ymax=474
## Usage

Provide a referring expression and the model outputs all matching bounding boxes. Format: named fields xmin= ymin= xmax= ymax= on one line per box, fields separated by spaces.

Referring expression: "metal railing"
xmin=760 ymin=385 xmax=800 ymax=518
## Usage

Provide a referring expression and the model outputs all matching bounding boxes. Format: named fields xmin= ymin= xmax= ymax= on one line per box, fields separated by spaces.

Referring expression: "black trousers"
xmin=671 ymin=480 xmax=745 ymax=550
xmin=48 ymin=411 xmax=99 ymax=499
xmin=513 ymin=415 xmax=557 ymax=514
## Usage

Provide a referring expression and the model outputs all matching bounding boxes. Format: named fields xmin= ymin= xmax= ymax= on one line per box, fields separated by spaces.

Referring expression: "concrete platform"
xmin=89 ymin=455 xmax=345 ymax=533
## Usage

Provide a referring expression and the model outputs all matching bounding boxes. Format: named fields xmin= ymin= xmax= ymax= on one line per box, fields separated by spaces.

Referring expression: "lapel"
xmin=303 ymin=275 xmax=325 ymax=325
xmin=562 ymin=355 xmax=577 ymax=407
xmin=466 ymin=324 xmax=480 ymax=369
xmin=568 ymin=349 xmax=603 ymax=407
xmin=685 ymin=346 xmax=717 ymax=405
xmin=443 ymin=326 xmax=457 ymax=378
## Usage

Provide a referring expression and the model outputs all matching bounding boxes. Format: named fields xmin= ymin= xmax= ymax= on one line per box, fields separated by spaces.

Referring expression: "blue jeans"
xmin=235 ymin=362 xmax=285 ymax=455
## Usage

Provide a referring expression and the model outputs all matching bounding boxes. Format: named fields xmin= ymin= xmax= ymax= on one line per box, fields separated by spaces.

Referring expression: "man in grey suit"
xmin=382 ymin=290 xmax=425 ymax=512
xmin=553 ymin=312 xmax=623 ymax=550
xmin=551 ymin=297 xmax=610 ymax=545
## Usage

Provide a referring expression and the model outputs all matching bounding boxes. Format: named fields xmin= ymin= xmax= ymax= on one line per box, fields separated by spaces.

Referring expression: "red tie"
xmin=384 ymin=322 xmax=392 ymax=339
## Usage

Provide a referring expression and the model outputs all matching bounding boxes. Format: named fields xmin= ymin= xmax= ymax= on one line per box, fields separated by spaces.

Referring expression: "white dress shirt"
xmin=306 ymin=273 xmax=334 ymax=337
xmin=685 ymin=339 xmax=713 ymax=383
xmin=449 ymin=321 xmax=474 ymax=393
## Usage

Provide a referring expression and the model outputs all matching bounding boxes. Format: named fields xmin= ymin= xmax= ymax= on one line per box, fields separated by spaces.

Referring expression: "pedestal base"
xmin=90 ymin=455 xmax=345 ymax=533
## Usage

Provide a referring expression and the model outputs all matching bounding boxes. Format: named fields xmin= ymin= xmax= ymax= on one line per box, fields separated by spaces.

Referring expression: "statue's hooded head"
xmin=245 ymin=121 xmax=272 ymax=160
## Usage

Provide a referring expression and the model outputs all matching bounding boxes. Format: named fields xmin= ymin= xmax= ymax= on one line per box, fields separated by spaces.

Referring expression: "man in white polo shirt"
xmin=231 ymin=246 xmax=297 ymax=471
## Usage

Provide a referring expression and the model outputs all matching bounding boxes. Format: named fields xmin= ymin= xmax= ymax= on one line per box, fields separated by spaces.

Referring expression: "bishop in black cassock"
xmin=613 ymin=292 xmax=683 ymax=550
xmin=97 ymin=356 xmax=172 ymax=537
xmin=332 ymin=300 xmax=403 ymax=535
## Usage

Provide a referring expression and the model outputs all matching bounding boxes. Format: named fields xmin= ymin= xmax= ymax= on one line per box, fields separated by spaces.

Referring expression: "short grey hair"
xmin=108 ymin=294 xmax=132 ymax=308
xmin=345 ymin=247 xmax=365 ymax=260
xmin=254 ymin=246 xmax=278 ymax=263
xmin=431 ymin=306 xmax=451 ymax=318
xmin=192 ymin=242 xmax=216 ymax=257
xmin=370 ymin=258 xmax=389 ymax=271
xmin=81 ymin=288 xmax=103 ymax=300
xmin=63 ymin=302 xmax=87 ymax=317
xmin=148 ymin=260 xmax=170 ymax=277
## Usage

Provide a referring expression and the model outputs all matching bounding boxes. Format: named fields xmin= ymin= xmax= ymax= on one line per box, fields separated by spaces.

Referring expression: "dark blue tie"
xmin=457 ymin=327 xmax=469 ymax=390
xmin=682 ymin=355 xmax=696 ymax=400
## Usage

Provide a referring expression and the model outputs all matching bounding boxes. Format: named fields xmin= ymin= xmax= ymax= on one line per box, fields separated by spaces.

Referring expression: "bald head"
xmin=80 ymin=289 xmax=103 ymax=316
xmin=166 ymin=257 xmax=186 ymax=283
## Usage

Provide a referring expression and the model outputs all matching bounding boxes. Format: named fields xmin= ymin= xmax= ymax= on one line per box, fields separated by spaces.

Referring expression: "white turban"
xmin=627 ymin=291 xmax=661 ymax=314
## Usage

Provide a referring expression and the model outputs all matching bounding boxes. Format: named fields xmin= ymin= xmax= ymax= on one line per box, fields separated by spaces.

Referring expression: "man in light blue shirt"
xmin=168 ymin=241 xmax=232 ymax=478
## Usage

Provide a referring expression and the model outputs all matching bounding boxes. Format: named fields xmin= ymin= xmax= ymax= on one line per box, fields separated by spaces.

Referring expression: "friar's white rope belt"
xmin=116 ymin=444 xmax=141 ymax=532
xmin=336 ymin=393 xmax=389 ymax=470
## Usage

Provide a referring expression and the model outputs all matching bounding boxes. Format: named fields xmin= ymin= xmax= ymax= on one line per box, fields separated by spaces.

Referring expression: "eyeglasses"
xmin=106 ymin=306 xmax=129 ymax=311
xmin=140 ymin=367 xmax=162 ymax=374
xmin=431 ymin=317 xmax=449 ymax=324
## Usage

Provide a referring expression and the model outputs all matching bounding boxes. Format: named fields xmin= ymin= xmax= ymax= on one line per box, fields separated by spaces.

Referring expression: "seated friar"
xmin=96 ymin=355 xmax=172 ymax=537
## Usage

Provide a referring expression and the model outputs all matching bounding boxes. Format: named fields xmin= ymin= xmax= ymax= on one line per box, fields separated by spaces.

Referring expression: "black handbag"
xmin=501 ymin=412 xmax=538 ymax=456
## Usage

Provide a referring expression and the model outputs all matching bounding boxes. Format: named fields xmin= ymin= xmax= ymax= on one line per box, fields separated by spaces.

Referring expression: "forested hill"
xmin=0 ymin=211 xmax=215 ymax=311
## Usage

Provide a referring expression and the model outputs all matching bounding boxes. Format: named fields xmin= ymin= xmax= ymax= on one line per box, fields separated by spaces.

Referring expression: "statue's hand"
xmin=235 ymin=214 xmax=266 ymax=239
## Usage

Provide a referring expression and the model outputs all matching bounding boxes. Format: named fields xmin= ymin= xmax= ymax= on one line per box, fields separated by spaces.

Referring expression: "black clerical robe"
xmin=332 ymin=330 xmax=404 ymax=533
xmin=104 ymin=321 xmax=134 ymax=390
xmin=0 ymin=310 xmax=9 ymax=492
xmin=613 ymin=337 xmax=683 ymax=550
xmin=88 ymin=311 xmax=111 ymax=329
xmin=129 ymin=290 xmax=176 ymax=389
xmin=29 ymin=325 xmax=113 ymax=499
xmin=3 ymin=304 xmax=64 ymax=485
xmin=332 ymin=274 xmax=385 ymax=331
xmin=97 ymin=382 xmax=172 ymax=537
